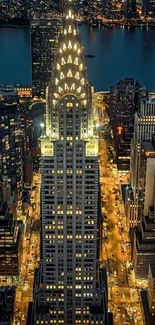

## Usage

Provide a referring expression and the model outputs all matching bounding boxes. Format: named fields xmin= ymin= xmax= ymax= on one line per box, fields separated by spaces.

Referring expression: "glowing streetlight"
xmin=40 ymin=123 xmax=44 ymax=128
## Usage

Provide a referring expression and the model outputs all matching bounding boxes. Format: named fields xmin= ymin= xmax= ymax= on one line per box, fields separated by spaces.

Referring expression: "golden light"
xmin=68 ymin=41 xmax=72 ymax=49
xmin=81 ymin=78 xmax=84 ymax=85
xmin=67 ymin=69 xmax=73 ymax=77
xmin=60 ymin=72 xmax=65 ymax=79
xmin=74 ymin=57 xmax=78 ymax=65
xmin=75 ymin=72 xmax=79 ymax=79
xmin=57 ymin=63 xmax=61 ymax=71
xmin=61 ymin=57 xmax=66 ymax=65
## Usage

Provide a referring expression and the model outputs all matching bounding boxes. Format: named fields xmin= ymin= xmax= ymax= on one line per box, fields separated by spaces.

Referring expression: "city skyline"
xmin=1 ymin=0 xmax=155 ymax=325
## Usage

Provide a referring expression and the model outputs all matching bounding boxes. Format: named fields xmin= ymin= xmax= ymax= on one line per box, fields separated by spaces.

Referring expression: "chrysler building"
xmin=32 ymin=1 xmax=108 ymax=324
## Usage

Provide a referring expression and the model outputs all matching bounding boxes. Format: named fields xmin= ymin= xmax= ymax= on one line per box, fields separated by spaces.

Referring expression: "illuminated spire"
xmin=45 ymin=0 xmax=95 ymax=142
xmin=49 ymin=0 xmax=90 ymax=105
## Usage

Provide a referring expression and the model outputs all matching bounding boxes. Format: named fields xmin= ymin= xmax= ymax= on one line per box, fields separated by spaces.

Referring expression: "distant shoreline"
xmin=0 ymin=25 xmax=29 ymax=28
xmin=0 ymin=19 xmax=30 ymax=28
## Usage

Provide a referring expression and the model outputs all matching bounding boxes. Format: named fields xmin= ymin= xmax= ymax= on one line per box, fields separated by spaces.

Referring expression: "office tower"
xmin=109 ymin=78 xmax=136 ymax=171
xmin=133 ymin=206 xmax=155 ymax=279
xmin=0 ymin=286 xmax=15 ymax=324
xmin=143 ymin=0 xmax=155 ymax=18
xmin=0 ymin=92 xmax=23 ymax=197
xmin=102 ymin=0 xmax=113 ymax=18
xmin=88 ymin=0 xmax=103 ymax=24
xmin=31 ymin=19 xmax=62 ymax=99
xmin=109 ymin=78 xmax=136 ymax=128
xmin=148 ymin=264 xmax=155 ymax=315
xmin=134 ymin=80 xmax=148 ymax=113
xmin=125 ymin=0 xmax=138 ymax=18
xmin=32 ymin=1 xmax=108 ymax=324
xmin=129 ymin=99 xmax=155 ymax=226
xmin=126 ymin=137 xmax=155 ymax=227
xmin=0 ymin=202 xmax=21 ymax=277
xmin=138 ymin=139 xmax=155 ymax=217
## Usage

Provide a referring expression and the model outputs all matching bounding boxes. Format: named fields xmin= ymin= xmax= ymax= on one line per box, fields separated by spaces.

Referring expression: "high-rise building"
xmin=125 ymin=0 xmax=138 ymax=18
xmin=142 ymin=0 xmax=155 ymax=18
xmin=129 ymin=99 xmax=155 ymax=226
xmin=109 ymin=78 xmax=136 ymax=171
xmin=148 ymin=263 xmax=155 ymax=315
xmin=109 ymin=78 xmax=136 ymax=128
xmin=133 ymin=206 xmax=155 ymax=279
xmin=0 ymin=286 xmax=15 ymax=325
xmin=31 ymin=19 xmax=62 ymax=99
xmin=0 ymin=92 xmax=23 ymax=197
xmin=32 ymin=1 xmax=108 ymax=324
xmin=0 ymin=201 xmax=21 ymax=277
xmin=138 ymin=139 xmax=155 ymax=217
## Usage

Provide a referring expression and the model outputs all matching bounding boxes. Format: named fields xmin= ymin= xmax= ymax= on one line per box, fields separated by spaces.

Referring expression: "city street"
xmin=95 ymin=92 xmax=144 ymax=325
xmin=13 ymin=172 xmax=41 ymax=325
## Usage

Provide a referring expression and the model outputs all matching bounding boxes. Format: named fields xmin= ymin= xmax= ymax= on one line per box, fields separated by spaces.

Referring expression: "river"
xmin=0 ymin=24 xmax=155 ymax=90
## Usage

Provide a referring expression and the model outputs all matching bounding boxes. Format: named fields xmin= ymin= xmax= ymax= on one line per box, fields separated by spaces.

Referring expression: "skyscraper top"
xmin=49 ymin=0 xmax=90 ymax=109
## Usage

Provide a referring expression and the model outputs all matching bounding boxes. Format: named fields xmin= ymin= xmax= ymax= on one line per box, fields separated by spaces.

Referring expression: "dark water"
xmin=0 ymin=27 xmax=31 ymax=87
xmin=0 ymin=25 xmax=155 ymax=90
xmin=79 ymin=25 xmax=155 ymax=91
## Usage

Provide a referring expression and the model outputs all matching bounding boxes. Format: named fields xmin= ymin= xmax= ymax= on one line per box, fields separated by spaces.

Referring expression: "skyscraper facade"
xmin=0 ymin=92 xmax=23 ymax=197
xmin=109 ymin=78 xmax=136 ymax=171
xmin=129 ymin=98 xmax=155 ymax=226
xmin=31 ymin=19 xmax=62 ymax=99
xmin=125 ymin=0 xmax=138 ymax=18
xmin=32 ymin=1 xmax=107 ymax=324
xmin=142 ymin=0 xmax=155 ymax=18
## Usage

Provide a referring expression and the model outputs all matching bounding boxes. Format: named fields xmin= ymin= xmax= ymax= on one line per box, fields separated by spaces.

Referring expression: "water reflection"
xmin=79 ymin=25 xmax=155 ymax=91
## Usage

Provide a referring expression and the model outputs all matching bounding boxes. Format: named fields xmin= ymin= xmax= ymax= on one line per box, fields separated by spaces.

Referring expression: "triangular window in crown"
xmin=67 ymin=69 xmax=73 ymax=78
xmin=68 ymin=41 xmax=72 ymax=49
xmin=58 ymin=87 xmax=63 ymax=93
xmin=70 ymin=83 xmax=75 ymax=90
xmin=67 ymin=55 xmax=72 ymax=64
xmin=60 ymin=72 xmax=65 ymax=80
xmin=55 ymin=78 xmax=59 ymax=85
xmin=63 ymin=43 xmax=67 ymax=50
xmin=54 ymin=93 xmax=59 ymax=98
xmin=77 ymin=87 xmax=81 ymax=93
xmin=68 ymin=25 xmax=72 ymax=34
xmin=75 ymin=72 xmax=79 ymax=80
xmin=73 ymin=43 xmax=77 ymax=51
xmin=61 ymin=57 xmax=66 ymax=65
xmin=65 ymin=83 xmax=69 ymax=90
xmin=80 ymin=93 xmax=85 ymax=99
xmin=81 ymin=78 xmax=84 ymax=85
xmin=74 ymin=58 xmax=78 ymax=65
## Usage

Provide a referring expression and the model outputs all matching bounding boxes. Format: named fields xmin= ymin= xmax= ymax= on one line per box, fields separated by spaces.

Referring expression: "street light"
xmin=40 ymin=122 xmax=44 ymax=128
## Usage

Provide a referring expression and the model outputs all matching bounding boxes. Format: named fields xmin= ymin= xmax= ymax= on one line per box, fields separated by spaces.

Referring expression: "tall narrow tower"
xmin=34 ymin=1 xmax=107 ymax=323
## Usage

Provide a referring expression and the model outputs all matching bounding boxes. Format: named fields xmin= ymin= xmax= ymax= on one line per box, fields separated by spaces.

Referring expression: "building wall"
xmin=130 ymin=99 xmax=155 ymax=225
xmin=144 ymin=158 xmax=155 ymax=216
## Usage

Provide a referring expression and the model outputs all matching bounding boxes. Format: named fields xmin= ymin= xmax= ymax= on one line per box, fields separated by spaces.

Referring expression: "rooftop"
xmin=142 ymin=98 xmax=155 ymax=104
xmin=142 ymin=141 xmax=155 ymax=153
xmin=150 ymin=263 xmax=155 ymax=278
